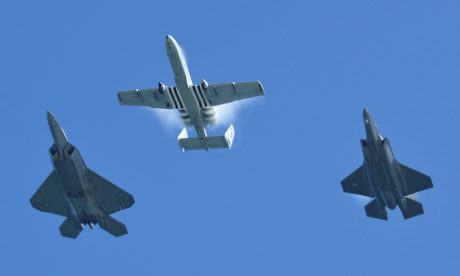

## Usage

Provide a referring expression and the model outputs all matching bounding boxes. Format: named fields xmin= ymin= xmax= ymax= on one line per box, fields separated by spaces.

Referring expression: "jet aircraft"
xmin=30 ymin=112 xmax=135 ymax=238
xmin=341 ymin=108 xmax=433 ymax=220
xmin=117 ymin=35 xmax=264 ymax=151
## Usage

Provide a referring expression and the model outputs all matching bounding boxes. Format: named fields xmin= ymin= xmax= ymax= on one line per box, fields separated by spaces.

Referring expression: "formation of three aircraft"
xmin=30 ymin=35 xmax=433 ymax=239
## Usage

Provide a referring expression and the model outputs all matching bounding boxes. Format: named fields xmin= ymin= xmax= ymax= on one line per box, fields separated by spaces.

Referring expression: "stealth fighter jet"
xmin=117 ymin=35 xmax=264 ymax=151
xmin=30 ymin=112 xmax=135 ymax=238
xmin=341 ymin=108 xmax=433 ymax=220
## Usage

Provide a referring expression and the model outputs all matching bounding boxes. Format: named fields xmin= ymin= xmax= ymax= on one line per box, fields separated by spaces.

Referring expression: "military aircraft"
xmin=117 ymin=35 xmax=264 ymax=151
xmin=30 ymin=112 xmax=135 ymax=238
xmin=341 ymin=108 xmax=433 ymax=220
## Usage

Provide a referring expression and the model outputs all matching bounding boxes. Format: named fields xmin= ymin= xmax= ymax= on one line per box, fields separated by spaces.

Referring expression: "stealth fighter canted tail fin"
xmin=98 ymin=214 xmax=128 ymax=237
xmin=399 ymin=197 xmax=424 ymax=219
xmin=178 ymin=125 xmax=235 ymax=151
xmin=59 ymin=217 xmax=83 ymax=239
xmin=365 ymin=199 xmax=388 ymax=220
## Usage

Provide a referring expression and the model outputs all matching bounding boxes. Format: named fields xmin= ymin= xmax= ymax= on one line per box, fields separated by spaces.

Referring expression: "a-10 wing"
xmin=117 ymin=81 xmax=264 ymax=109
xmin=117 ymin=88 xmax=174 ymax=109
xmin=203 ymin=81 xmax=264 ymax=106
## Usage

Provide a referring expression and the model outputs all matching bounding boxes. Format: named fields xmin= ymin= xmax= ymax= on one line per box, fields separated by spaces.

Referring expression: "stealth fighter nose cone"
xmin=47 ymin=111 xmax=57 ymax=126
xmin=363 ymin=108 xmax=372 ymax=123
xmin=47 ymin=111 xmax=68 ymax=149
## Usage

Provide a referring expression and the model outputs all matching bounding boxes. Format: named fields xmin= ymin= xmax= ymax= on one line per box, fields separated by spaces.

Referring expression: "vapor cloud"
xmin=147 ymin=98 xmax=261 ymax=132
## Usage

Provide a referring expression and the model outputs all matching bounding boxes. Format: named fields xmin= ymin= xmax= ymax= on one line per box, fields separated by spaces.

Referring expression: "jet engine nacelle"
xmin=158 ymin=82 xmax=166 ymax=93
xmin=201 ymin=79 xmax=208 ymax=91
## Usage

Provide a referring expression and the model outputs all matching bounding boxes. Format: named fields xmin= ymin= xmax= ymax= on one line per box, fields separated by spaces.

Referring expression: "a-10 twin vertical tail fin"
xmin=178 ymin=125 xmax=235 ymax=151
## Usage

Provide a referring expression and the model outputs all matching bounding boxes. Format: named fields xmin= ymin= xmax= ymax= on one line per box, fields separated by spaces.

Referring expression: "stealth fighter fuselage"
xmin=341 ymin=108 xmax=433 ymax=220
xmin=30 ymin=112 xmax=135 ymax=238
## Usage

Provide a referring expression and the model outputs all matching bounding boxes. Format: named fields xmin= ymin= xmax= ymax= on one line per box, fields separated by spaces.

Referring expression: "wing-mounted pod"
xmin=158 ymin=82 xmax=167 ymax=94
xmin=201 ymin=79 xmax=208 ymax=91
xmin=202 ymin=107 xmax=216 ymax=125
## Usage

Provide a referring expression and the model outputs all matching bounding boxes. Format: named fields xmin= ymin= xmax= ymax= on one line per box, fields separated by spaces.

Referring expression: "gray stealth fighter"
xmin=341 ymin=108 xmax=433 ymax=220
xmin=117 ymin=35 xmax=264 ymax=151
xmin=30 ymin=112 xmax=135 ymax=238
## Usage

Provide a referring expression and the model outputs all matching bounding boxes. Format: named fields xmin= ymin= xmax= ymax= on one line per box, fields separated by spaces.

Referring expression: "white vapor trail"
xmin=146 ymin=98 xmax=260 ymax=131
xmin=351 ymin=195 xmax=372 ymax=205
xmin=149 ymin=109 xmax=183 ymax=130
xmin=351 ymin=193 xmax=418 ymax=206
xmin=211 ymin=99 xmax=257 ymax=128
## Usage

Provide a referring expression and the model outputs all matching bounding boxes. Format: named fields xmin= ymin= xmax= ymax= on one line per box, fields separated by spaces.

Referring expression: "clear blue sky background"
xmin=1 ymin=0 xmax=459 ymax=275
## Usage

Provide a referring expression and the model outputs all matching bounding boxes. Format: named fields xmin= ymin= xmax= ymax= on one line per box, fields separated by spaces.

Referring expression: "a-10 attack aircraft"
xmin=117 ymin=35 xmax=264 ymax=151
xmin=341 ymin=108 xmax=433 ymax=220
xmin=30 ymin=112 xmax=135 ymax=238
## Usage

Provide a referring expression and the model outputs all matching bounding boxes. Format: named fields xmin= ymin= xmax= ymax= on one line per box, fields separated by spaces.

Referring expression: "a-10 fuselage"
xmin=165 ymin=35 xmax=212 ymax=139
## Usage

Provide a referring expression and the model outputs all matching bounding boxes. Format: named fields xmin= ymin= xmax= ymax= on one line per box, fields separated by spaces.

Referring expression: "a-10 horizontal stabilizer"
xmin=59 ymin=217 xmax=83 ymax=239
xmin=400 ymin=197 xmax=424 ymax=220
xmin=365 ymin=199 xmax=388 ymax=220
xmin=178 ymin=125 xmax=235 ymax=151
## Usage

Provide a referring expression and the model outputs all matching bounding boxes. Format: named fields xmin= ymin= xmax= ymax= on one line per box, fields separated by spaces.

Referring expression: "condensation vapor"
xmin=148 ymin=109 xmax=183 ymax=131
xmin=147 ymin=98 xmax=260 ymax=131
xmin=351 ymin=194 xmax=372 ymax=205
xmin=211 ymin=99 xmax=257 ymax=128
xmin=351 ymin=193 xmax=418 ymax=205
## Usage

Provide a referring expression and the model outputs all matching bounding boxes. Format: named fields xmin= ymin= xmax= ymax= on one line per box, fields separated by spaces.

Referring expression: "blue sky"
xmin=1 ymin=0 xmax=460 ymax=275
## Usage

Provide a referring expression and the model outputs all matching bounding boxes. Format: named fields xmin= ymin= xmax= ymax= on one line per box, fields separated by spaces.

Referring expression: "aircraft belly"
xmin=169 ymin=50 xmax=192 ymax=87
xmin=54 ymin=160 xmax=85 ymax=198
xmin=364 ymin=153 xmax=398 ymax=210
xmin=179 ymin=86 xmax=199 ymax=113
xmin=177 ymin=85 xmax=208 ymax=137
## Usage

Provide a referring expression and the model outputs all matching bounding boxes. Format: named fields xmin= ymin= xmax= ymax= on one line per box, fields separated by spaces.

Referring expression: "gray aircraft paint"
xmin=30 ymin=112 xmax=134 ymax=238
xmin=117 ymin=35 xmax=264 ymax=151
xmin=341 ymin=108 xmax=433 ymax=220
